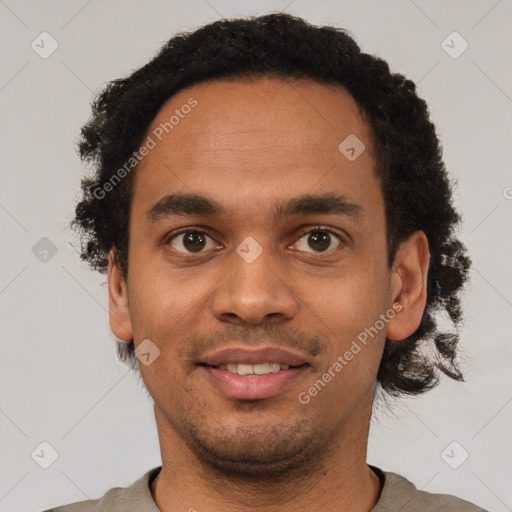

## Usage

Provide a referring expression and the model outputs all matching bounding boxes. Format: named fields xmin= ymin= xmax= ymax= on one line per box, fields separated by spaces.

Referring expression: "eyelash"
xmin=164 ymin=226 xmax=345 ymax=256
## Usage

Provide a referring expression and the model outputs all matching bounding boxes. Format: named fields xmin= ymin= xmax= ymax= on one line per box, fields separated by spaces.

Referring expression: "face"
xmin=108 ymin=77 xmax=428 ymax=478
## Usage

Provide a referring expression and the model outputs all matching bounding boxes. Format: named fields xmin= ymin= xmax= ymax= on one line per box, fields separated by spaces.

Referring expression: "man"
xmin=45 ymin=12 xmax=485 ymax=512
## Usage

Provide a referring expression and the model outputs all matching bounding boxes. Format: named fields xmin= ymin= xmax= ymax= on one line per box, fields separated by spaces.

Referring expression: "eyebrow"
xmin=146 ymin=192 xmax=363 ymax=224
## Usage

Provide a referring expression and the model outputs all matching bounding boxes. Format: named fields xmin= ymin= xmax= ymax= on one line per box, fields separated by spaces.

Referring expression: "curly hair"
xmin=72 ymin=13 xmax=471 ymax=397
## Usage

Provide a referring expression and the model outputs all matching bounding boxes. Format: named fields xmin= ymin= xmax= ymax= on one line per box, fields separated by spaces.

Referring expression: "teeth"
xmin=254 ymin=363 xmax=271 ymax=375
xmin=237 ymin=363 xmax=253 ymax=375
xmin=216 ymin=362 xmax=291 ymax=375
xmin=269 ymin=362 xmax=280 ymax=373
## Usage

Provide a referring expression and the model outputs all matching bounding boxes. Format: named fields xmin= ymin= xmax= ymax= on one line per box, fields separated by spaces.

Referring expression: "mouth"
xmin=201 ymin=361 xmax=307 ymax=375
xmin=200 ymin=363 xmax=310 ymax=400
xmin=197 ymin=346 xmax=312 ymax=400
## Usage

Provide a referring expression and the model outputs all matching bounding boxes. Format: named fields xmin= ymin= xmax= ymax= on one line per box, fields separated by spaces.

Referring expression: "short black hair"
xmin=72 ymin=13 xmax=471 ymax=397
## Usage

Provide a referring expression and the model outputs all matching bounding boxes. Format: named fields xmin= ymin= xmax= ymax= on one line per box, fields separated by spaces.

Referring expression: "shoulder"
xmin=40 ymin=466 xmax=161 ymax=512
xmin=372 ymin=468 xmax=489 ymax=512
xmin=40 ymin=486 xmax=126 ymax=512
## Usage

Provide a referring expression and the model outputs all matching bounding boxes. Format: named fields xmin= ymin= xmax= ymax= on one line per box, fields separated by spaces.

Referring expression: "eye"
xmin=291 ymin=227 xmax=343 ymax=253
xmin=166 ymin=229 xmax=220 ymax=254
xmin=165 ymin=226 xmax=344 ymax=256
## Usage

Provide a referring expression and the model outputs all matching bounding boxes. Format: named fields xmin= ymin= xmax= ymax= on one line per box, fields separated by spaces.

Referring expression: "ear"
xmin=108 ymin=248 xmax=133 ymax=341
xmin=386 ymin=231 xmax=430 ymax=341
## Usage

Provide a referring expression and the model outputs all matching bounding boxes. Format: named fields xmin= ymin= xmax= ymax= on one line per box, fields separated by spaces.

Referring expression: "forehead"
xmin=143 ymin=76 xmax=370 ymax=157
xmin=132 ymin=76 xmax=381 ymax=226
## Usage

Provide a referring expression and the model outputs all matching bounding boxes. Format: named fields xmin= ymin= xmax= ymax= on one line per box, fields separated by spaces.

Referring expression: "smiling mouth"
xmin=200 ymin=362 xmax=310 ymax=400
xmin=202 ymin=362 xmax=308 ymax=376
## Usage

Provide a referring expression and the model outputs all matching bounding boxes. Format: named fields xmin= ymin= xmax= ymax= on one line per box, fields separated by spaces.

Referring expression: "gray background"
xmin=1 ymin=1 xmax=511 ymax=511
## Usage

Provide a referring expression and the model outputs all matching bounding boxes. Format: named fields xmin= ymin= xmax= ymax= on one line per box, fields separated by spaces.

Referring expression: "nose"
xmin=209 ymin=240 xmax=299 ymax=326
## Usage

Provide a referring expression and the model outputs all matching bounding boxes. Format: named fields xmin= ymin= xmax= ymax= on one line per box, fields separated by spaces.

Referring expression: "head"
xmin=72 ymin=13 xmax=470 ymax=477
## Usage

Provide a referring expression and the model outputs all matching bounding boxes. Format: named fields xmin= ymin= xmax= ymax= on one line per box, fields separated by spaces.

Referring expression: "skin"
xmin=108 ymin=76 xmax=430 ymax=512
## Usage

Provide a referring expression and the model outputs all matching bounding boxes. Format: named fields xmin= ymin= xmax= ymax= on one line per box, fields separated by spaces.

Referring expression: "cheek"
xmin=307 ymin=290 xmax=386 ymax=420
xmin=305 ymin=263 xmax=390 ymax=385
xmin=127 ymin=260 xmax=219 ymax=342
xmin=310 ymin=265 xmax=387 ymax=333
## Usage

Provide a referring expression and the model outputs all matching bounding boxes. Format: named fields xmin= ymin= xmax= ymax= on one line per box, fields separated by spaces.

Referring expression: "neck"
xmin=151 ymin=406 xmax=382 ymax=512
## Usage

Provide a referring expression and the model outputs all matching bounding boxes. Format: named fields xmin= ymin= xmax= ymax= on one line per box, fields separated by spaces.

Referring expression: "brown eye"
xmin=293 ymin=228 xmax=342 ymax=253
xmin=307 ymin=231 xmax=331 ymax=251
xmin=168 ymin=231 xmax=216 ymax=253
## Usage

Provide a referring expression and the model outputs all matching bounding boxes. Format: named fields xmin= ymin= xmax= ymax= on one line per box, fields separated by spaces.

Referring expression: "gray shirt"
xmin=41 ymin=465 xmax=488 ymax=511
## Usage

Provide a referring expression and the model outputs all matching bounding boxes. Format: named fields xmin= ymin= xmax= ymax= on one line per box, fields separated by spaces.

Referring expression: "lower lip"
xmin=202 ymin=365 xmax=309 ymax=400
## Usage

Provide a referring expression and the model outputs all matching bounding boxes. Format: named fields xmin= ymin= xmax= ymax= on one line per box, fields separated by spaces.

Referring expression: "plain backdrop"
xmin=1 ymin=1 xmax=511 ymax=511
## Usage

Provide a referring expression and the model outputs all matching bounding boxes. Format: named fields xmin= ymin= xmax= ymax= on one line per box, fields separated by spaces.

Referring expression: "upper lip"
xmin=200 ymin=346 xmax=310 ymax=367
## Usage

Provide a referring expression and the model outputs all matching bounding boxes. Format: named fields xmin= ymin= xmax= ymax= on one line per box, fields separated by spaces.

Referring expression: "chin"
xmin=182 ymin=416 xmax=332 ymax=481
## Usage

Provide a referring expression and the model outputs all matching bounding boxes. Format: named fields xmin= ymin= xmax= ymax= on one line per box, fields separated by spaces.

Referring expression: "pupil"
xmin=308 ymin=231 xmax=330 ymax=251
xmin=184 ymin=232 xmax=205 ymax=252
